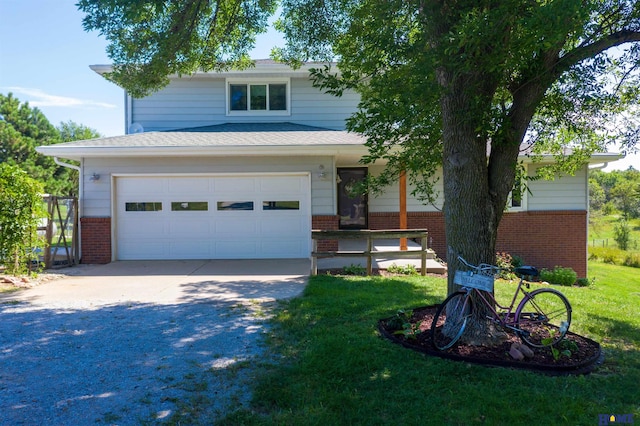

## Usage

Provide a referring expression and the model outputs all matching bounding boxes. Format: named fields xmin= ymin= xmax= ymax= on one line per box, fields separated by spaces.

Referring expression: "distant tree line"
xmin=590 ymin=168 xmax=640 ymax=219
xmin=0 ymin=93 xmax=101 ymax=196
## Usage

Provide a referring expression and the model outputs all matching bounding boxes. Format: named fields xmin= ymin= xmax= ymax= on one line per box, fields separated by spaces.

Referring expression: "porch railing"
xmin=311 ymin=229 xmax=429 ymax=276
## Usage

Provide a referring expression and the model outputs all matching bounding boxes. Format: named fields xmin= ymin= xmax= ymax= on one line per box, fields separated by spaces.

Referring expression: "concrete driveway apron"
xmin=0 ymin=259 xmax=308 ymax=425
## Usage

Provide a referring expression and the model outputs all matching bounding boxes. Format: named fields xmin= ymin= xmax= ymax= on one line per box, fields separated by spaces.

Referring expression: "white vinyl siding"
xmin=526 ymin=165 xmax=588 ymax=211
xmin=367 ymin=166 xmax=444 ymax=213
xmin=82 ymin=156 xmax=335 ymax=217
xmin=130 ymin=77 xmax=359 ymax=131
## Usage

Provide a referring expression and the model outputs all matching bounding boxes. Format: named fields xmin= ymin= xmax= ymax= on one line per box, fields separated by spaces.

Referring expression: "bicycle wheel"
xmin=516 ymin=289 xmax=572 ymax=347
xmin=431 ymin=291 xmax=472 ymax=350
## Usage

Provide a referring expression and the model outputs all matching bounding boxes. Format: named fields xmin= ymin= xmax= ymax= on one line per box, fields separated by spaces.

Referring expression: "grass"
xmin=218 ymin=263 xmax=639 ymax=425
xmin=589 ymin=214 xmax=640 ymax=253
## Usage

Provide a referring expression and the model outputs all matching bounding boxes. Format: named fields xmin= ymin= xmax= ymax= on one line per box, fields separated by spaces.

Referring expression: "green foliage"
xmin=590 ymin=169 xmax=640 ymax=218
xmin=495 ymin=251 xmax=518 ymax=280
xmin=575 ymin=277 xmax=593 ymax=287
xmin=623 ymin=252 xmax=640 ymax=268
xmin=589 ymin=246 xmax=621 ymax=263
xmin=0 ymin=94 xmax=100 ymax=196
xmin=386 ymin=263 xmax=418 ymax=275
xmin=540 ymin=266 xmax=577 ymax=286
xmin=386 ymin=309 xmax=420 ymax=340
xmin=76 ymin=0 xmax=278 ymax=97
xmin=542 ymin=329 xmax=579 ymax=361
xmin=342 ymin=263 xmax=366 ymax=276
xmin=614 ymin=219 xmax=631 ymax=250
xmin=0 ymin=164 xmax=47 ymax=275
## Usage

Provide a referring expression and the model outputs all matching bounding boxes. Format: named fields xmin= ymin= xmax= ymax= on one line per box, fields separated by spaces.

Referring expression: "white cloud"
xmin=3 ymin=87 xmax=116 ymax=109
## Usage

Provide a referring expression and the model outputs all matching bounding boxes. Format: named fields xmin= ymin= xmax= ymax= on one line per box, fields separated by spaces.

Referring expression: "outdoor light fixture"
xmin=90 ymin=172 xmax=100 ymax=181
xmin=318 ymin=165 xmax=327 ymax=179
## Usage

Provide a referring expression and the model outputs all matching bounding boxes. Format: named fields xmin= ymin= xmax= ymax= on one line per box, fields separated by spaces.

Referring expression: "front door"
xmin=337 ymin=168 xmax=368 ymax=229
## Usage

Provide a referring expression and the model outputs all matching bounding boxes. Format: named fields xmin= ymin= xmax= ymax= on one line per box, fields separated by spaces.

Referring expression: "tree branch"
xmin=555 ymin=29 xmax=640 ymax=78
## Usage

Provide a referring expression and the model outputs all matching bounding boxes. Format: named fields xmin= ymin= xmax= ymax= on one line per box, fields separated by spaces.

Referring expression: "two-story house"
xmin=37 ymin=60 xmax=619 ymax=277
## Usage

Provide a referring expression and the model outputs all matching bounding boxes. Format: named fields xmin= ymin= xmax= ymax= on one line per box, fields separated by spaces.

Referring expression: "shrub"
xmin=387 ymin=263 xmax=418 ymax=275
xmin=495 ymin=251 xmax=518 ymax=280
xmin=540 ymin=266 xmax=577 ymax=286
xmin=613 ymin=220 xmax=631 ymax=250
xmin=0 ymin=164 xmax=46 ymax=275
xmin=575 ymin=277 xmax=592 ymax=287
xmin=588 ymin=246 xmax=625 ymax=264
xmin=623 ymin=253 xmax=640 ymax=268
xmin=342 ymin=264 xmax=366 ymax=276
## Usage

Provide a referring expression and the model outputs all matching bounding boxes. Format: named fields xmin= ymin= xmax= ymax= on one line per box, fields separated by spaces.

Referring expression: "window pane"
xmin=250 ymin=85 xmax=267 ymax=110
xmin=230 ymin=84 xmax=247 ymax=110
xmin=217 ymin=201 xmax=254 ymax=211
xmin=125 ymin=202 xmax=162 ymax=212
xmin=269 ymin=84 xmax=287 ymax=110
xmin=263 ymin=201 xmax=300 ymax=210
xmin=171 ymin=202 xmax=208 ymax=211
xmin=511 ymin=177 xmax=522 ymax=207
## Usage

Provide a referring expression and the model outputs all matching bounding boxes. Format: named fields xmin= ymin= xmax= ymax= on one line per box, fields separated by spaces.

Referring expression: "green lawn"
xmin=589 ymin=214 xmax=640 ymax=252
xmin=219 ymin=262 xmax=639 ymax=425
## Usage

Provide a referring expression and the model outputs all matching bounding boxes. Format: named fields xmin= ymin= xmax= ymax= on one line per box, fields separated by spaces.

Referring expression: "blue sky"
xmin=0 ymin=0 xmax=636 ymax=170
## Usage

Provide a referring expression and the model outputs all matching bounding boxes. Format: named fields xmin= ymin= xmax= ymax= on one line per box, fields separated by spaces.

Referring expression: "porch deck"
xmin=315 ymin=239 xmax=446 ymax=274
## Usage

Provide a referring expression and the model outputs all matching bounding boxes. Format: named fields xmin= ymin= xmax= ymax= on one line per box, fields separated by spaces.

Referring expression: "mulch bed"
xmin=379 ymin=305 xmax=603 ymax=375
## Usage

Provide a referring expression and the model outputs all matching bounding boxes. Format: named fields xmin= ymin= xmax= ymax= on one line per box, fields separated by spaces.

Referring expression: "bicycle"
xmin=430 ymin=254 xmax=572 ymax=350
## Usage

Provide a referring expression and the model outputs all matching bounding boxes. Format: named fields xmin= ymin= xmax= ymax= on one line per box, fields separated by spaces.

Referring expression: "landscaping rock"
xmin=509 ymin=343 xmax=525 ymax=360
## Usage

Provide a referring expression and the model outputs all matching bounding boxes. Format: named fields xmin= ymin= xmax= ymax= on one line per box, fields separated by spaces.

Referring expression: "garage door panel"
xmin=116 ymin=175 xmax=310 ymax=260
xmin=169 ymin=241 xmax=212 ymax=258
xmin=213 ymin=177 xmax=257 ymax=193
xmin=260 ymin=217 xmax=306 ymax=236
xmin=214 ymin=240 xmax=259 ymax=258
xmin=168 ymin=177 xmax=211 ymax=194
xmin=260 ymin=176 xmax=303 ymax=192
xmin=260 ymin=240 xmax=306 ymax=257
xmin=168 ymin=220 xmax=210 ymax=237
xmin=119 ymin=241 xmax=170 ymax=259
xmin=215 ymin=217 xmax=258 ymax=235
xmin=119 ymin=217 xmax=168 ymax=236
xmin=119 ymin=177 xmax=168 ymax=194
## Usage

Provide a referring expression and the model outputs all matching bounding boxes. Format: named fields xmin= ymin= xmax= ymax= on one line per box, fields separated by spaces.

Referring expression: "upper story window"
xmin=227 ymin=79 xmax=290 ymax=116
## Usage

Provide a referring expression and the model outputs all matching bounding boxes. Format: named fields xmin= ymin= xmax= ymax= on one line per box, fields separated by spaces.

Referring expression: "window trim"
xmin=508 ymin=166 xmax=528 ymax=211
xmin=226 ymin=78 xmax=291 ymax=116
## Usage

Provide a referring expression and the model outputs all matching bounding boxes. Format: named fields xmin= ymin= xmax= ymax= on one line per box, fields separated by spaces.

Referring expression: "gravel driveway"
xmin=0 ymin=260 xmax=308 ymax=425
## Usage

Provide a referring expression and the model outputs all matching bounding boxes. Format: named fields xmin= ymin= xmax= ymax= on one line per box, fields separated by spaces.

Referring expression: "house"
xmin=36 ymin=60 xmax=619 ymax=277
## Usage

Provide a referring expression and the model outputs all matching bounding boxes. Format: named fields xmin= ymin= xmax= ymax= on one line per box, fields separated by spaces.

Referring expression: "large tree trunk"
xmin=438 ymin=70 xmax=517 ymax=346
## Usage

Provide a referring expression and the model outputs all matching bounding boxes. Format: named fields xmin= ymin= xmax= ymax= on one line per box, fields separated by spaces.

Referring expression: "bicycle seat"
xmin=514 ymin=266 xmax=539 ymax=278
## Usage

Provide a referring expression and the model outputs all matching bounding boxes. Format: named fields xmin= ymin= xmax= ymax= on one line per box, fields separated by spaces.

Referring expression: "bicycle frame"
xmin=462 ymin=276 xmax=532 ymax=334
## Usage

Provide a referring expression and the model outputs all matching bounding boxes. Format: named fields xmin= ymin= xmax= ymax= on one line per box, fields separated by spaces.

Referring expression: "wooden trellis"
xmin=42 ymin=196 xmax=79 ymax=269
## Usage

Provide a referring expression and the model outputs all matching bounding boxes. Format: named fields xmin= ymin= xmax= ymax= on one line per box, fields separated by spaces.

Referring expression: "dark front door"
xmin=337 ymin=167 xmax=368 ymax=229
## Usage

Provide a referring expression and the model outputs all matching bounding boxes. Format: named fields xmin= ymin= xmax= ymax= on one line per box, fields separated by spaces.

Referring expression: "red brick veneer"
xmin=312 ymin=215 xmax=339 ymax=251
xmin=80 ymin=217 xmax=111 ymax=264
xmin=367 ymin=211 xmax=587 ymax=278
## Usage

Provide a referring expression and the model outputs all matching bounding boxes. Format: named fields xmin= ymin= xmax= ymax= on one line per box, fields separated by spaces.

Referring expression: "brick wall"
xmin=312 ymin=215 xmax=339 ymax=251
xmin=80 ymin=217 xmax=111 ymax=264
xmin=367 ymin=210 xmax=588 ymax=278
xmin=496 ymin=211 xmax=587 ymax=278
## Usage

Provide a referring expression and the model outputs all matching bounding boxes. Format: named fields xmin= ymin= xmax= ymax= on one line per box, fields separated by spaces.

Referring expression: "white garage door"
xmin=115 ymin=174 xmax=311 ymax=260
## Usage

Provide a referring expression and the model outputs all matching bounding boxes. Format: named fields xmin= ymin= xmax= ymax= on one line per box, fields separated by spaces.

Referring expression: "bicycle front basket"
xmin=454 ymin=270 xmax=494 ymax=292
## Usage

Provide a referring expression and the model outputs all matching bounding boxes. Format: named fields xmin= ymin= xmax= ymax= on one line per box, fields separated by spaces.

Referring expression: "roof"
xmin=36 ymin=122 xmax=368 ymax=159
xmin=36 ymin=121 xmax=622 ymax=165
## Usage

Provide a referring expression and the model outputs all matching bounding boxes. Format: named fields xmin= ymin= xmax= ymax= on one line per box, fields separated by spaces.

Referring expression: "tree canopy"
xmin=0 ymin=93 xmax=101 ymax=195
xmin=78 ymin=0 xmax=640 ymax=344
xmin=77 ymin=0 xmax=279 ymax=98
